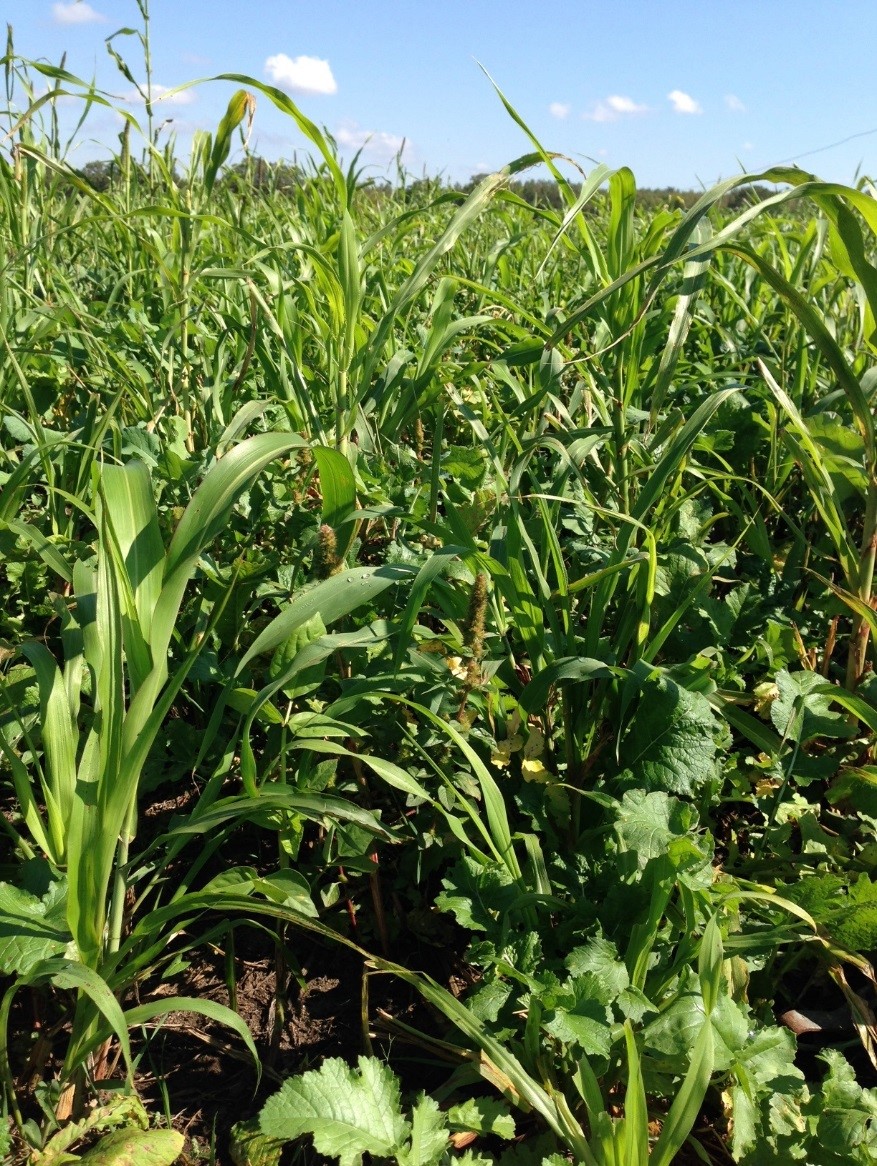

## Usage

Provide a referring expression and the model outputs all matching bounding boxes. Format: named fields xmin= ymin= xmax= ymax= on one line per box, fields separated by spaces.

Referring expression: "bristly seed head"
xmin=315 ymin=523 xmax=340 ymax=578
xmin=463 ymin=571 xmax=488 ymax=660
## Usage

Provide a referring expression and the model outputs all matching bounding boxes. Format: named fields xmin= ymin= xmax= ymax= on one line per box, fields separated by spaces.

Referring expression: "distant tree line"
xmin=462 ymin=174 xmax=777 ymax=211
xmin=74 ymin=155 xmax=777 ymax=212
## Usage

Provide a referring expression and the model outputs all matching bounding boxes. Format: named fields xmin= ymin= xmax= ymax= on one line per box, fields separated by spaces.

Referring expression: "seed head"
xmin=315 ymin=523 xmax=340 ymax=578
xmin=464 ymin=572 xmax=488 ymax=660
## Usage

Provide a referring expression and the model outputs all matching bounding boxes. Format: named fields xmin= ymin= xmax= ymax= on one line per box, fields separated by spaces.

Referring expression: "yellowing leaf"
xmin=521 ymin=758 xmax=551 ymax=783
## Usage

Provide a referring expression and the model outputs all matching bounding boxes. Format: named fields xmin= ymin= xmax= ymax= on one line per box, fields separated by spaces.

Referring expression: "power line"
xmin=773 ymin=125 xmax=877 ymax=166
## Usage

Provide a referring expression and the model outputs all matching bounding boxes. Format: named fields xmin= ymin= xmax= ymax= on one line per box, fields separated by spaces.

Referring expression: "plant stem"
xmin=847 ymin=478 xmax=877 ymax=688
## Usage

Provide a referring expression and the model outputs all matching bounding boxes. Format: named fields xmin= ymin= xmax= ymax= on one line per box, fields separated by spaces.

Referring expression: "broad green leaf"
xmin=447 ymin=1098 xmax=516 ymax=1140
xmin=771 ymin=669 xmax=855 ymax=742
xmin=313 ymin=444 xmax=358 ymax=555
xmin=398 ymin=1095 xmax=448 ymax=1166
xmin=616 ymin=675 xmax=717 ymax=795
xmin=259 ymin=1056 xmax=409 ymax=1166
xmin=238 ymin=566 xmax=410 ymax=671
xmin=565 ymin=937 xmax=630 ymax=1002
xmin=614 ymin=790 xmax=704 ymax=870
xmin=0 ymin=880 xmax=70 ymax=975
xmin=269 ymin=612 xmax=327 ymax=700
xmin=543 ymin=998 xmax=612 ymax=1059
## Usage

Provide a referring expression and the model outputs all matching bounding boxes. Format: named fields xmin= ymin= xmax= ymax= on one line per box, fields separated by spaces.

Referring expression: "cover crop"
xmin=2 ymin=7 xmax=877 ymax=1164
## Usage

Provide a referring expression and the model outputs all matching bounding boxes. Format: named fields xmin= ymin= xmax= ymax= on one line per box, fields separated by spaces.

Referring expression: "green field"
xmin=3 ymin=30 xmax=877 ymax=1166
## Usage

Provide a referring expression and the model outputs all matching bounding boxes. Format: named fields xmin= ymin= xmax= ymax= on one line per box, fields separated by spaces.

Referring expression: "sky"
xmin=6 ymin=0 xmax=877 ymax=190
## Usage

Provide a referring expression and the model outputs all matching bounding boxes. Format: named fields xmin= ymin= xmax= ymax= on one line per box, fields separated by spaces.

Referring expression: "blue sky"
xmin=7 ymin=0 xmax=877 ymax=189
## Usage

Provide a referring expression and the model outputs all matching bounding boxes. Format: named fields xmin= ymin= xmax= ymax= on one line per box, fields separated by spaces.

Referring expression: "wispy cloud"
xmin=264 ymin=54 xmax=337 ymax=95
xmin=725 ymin=94 xmax=746 ymax=113
xmin=582 ymin=94 xmax=648 ymax=123
xmin=668 ymin=89 xmax=702 ymax=115
xmin=52 ymin=2 xmax=105 ymax=24
xmin=335 ymin=122 xmax=409 ymax=163
xmin=549 ymin=102 xmax=571 ymax=120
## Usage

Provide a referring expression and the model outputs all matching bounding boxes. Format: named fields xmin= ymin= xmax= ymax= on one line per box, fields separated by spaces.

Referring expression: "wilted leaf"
xmin=76 ymin=1128 xmax=184 ymax=1166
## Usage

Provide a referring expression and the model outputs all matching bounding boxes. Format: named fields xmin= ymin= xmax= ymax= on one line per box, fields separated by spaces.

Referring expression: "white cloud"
xmin=123 ymin=84 xmax=195 ymax=107
xmin=335 ymin=122 xmax=409 ymax=163
xmin=264 ymin=53 xmax=337 ymax=95
xmin=582 ymin=94 xmax=648 ymax=123
xmin=549 ymin=102 xmax=571 ymax=120
xmin=742 ymin=141 xmax=754 ymax=151
xmin=52 ymin=2 xmax=105 ymax=24
xmin=668 ymin=89 xmax=702 ymax=114
xmin=725 ymin=94 xmax=746 ymax=113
